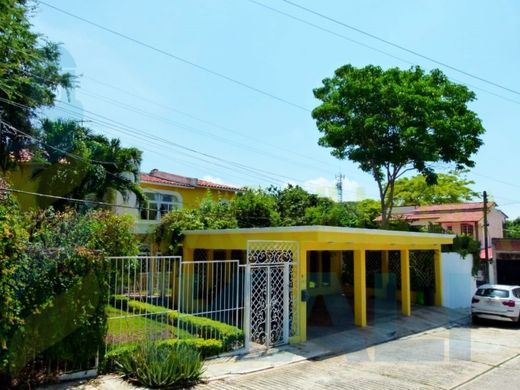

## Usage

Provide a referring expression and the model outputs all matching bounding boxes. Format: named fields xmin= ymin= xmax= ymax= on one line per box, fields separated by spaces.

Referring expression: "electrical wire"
xmin=247 ymin=0 xmax=520 ymax=107
xmin=39 ymin=1 xmax=311 ymax=113
xmin=280 ymin=0 xmax=520 ymax=97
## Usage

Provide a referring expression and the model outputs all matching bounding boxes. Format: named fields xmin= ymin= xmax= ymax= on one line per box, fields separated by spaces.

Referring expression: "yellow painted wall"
xmin=141 ymin=182 xmax=236 ymax=209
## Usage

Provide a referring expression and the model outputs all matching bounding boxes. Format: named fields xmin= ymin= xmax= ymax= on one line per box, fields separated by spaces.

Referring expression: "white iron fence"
xmin=106 ymin=256 xmax=245 ymax=351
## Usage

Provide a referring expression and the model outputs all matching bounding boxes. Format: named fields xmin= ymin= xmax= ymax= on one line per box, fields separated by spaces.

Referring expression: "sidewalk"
xmin=203 ymin=305 xmax=469 ymax=380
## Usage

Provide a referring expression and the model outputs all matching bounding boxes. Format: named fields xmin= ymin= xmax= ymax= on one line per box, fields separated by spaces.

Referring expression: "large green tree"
xmin=31 ymin=119 xmax=144 ymax=208
xmin=0 ymin=0 xmax=72 ymax=171
xmin=312 ymin=65 xmax=485 ymax=227
xmin=393 ymin=171 xmax=478 ymax=206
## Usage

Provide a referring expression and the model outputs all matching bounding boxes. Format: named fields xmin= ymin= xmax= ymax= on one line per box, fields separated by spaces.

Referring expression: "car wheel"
xmin=471 ymin=314 xmax=480 ymax=325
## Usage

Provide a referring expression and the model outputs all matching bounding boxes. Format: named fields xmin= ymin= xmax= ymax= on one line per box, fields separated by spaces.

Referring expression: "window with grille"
xmin=140 ymin=192 xmax=182 ymax=220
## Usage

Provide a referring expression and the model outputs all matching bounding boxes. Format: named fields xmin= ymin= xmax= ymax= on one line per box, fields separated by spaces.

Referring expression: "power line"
xmin=39 ymin=1 xmax=311 ymax=113
xmin=0 ymin=118 xmax=115 ymax=166
xmin=0 ymin=187 xmax=149 ymax=211
xmin=80 ymin=76 xmax=337 ymax=170
xmin=280 ymin=0 xmax=520 ymax=97
xmin=0 ymin=95 xmax=300 ymax=185
xmin=247 ymin=0 xmax=520 ymax=107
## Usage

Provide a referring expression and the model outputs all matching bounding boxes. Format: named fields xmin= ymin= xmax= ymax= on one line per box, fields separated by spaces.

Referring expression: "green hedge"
xmin=168 ymin=311 xmax=244 ymax=351
xmin=101 ymin=338 xmax=222 ymax=372
xmin=110 ymin=297 xmax=244 ymax=352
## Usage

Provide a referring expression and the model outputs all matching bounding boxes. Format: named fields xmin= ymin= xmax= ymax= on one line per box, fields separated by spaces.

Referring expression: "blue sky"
xmin=32 ymin=0 xmax=520 ymax=217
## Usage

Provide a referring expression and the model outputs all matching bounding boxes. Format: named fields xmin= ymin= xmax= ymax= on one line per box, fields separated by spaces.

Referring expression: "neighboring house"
xmin=383 ymin=202 xmax=507 ymax=259
xmin=490 ymin=238 xmax=520 ymax=285
xmin=115 ymin=169 xmax=242 ymax=234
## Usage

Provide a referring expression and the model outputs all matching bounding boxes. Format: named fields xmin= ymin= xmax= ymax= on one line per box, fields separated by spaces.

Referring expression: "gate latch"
xmin=301 ymin=289 xmax=310 ymax=302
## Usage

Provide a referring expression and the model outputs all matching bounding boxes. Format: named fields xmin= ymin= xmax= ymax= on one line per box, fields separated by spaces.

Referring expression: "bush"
xmin=0 ymin=200 xmax=139 ymax=386
xmin=115 ymin=298 xmax=244 ymax=352
xmin=168 ymin=311 xmax=244 ymax=350
xmin=114 ymin=341 xmax=204 ymax=388
xmin=101 ymin=337 xmax=222 ymax=373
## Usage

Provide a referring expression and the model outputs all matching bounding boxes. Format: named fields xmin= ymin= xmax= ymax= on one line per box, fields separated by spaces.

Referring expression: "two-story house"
xmin=116 ymin=169 xmax=242 ymax=234
xmin=388 ymin=202 xmax=507 ymax=259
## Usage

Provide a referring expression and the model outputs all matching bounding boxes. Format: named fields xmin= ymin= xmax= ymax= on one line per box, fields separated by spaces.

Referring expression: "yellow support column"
xmin=400 ymin=249 xmax=411 ymax=316
xmin=297 ymin=245 xmax=308 ymax=343
xmin=354 ymin=249 xmax=367 ymax=327
xmin=434 ymin=249 xmax=443 ymax=306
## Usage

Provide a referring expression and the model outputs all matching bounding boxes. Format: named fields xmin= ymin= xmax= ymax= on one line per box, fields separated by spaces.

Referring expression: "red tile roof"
xmin=415 ymin=202 xmax=494 ymax=213
xmin=377 ymin=210 xmax=485 ymax=223
xmin=140 ymin=169 xmax=242 ymax=192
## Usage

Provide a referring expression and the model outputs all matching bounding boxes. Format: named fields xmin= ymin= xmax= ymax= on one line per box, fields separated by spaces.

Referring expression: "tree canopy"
xmin=393 ymin=172 xmax=478 ymax=206
xmin=30 ymin=119 xmax=144 ymax=208
xmin=312 ymin=64 xmax=485 ymax=227
xmin=0 ymin=0 xmax=72 ymax=171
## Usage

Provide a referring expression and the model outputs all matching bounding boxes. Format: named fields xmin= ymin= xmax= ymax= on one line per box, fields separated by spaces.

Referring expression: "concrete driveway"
xmin=199 ymin=320 xmax=520 ymax=390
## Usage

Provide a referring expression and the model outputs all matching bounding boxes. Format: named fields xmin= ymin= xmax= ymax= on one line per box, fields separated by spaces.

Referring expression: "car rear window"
xmin=476 ymin=288 xmax=509 ymax=298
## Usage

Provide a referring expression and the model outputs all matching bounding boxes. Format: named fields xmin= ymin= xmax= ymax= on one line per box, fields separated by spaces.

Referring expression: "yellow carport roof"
xmin=182 ymin=225 xmax=454 ymax=251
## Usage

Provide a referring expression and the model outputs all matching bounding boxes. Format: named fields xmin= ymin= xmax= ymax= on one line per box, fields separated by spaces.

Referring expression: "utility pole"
xmin=335 ymin=173 xmax=345 ymax=203
xmin=483 ymin=191 xmax=489 ymax=262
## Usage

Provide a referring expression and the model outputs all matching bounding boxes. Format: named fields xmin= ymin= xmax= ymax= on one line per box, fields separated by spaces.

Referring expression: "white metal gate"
xmin=245 ymin=241 xmax=298 ymax=349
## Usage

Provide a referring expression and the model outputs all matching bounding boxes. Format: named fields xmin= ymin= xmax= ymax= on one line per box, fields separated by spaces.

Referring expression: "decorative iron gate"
xmin=245 ymin=241 xmax=298 ymax=349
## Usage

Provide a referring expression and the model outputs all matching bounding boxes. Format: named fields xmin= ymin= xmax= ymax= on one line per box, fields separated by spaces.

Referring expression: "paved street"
xmin=198 ymin=321 xmax=520 ymax=390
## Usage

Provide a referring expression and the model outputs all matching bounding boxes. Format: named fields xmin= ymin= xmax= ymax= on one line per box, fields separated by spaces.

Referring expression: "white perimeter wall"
xmin=442 ymin=252 xmax=476 ymax=309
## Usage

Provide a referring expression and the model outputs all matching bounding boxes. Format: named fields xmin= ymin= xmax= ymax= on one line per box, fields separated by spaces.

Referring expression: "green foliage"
xmin=155 ymin=193 xmax=237 ymax=253
xmin=0 ymin=0 xmax=73 ymax=171
xmin=160 ymin=338 xmax=223 ymax=359
xmin=355 ymin=199 xmax=381 ymax=229
xmin=101 ymin=338 xmax=220 ymax=373
xmin=0 ymin=190 xmax=28 ymax=354
xmin=112 ymin=298 xmax=244 ymax=352
xmin=504 ymin=217 xmax=520 ymax=239
xmin=31 ymin=119 xmax=144 ymax=208
xmin=453 ymin=234 xmax=481 ymax=258
xmin=232 ymin=188 xmax=280 ymax=228
xmin=313 ymin=64 xmax=485 ymax=227
xmin=115 ymin=341 xmax=203 ymax=388
xmin=452 ymin=234 xmax=481 ymax=276
xmin=393 ymin=172 xmax=478 ymax=206
xmin=305 ymin=198 xmax=358 ymax=227
xmin=269 ymin=184 xmax=318 ymax=226
xmin=170 ymin=311 xmax=244 ymax=350
xmin=198 ymin=192 xmax=238 ymax=229
xmin=0 ymin=199 xmax=138 ymax=386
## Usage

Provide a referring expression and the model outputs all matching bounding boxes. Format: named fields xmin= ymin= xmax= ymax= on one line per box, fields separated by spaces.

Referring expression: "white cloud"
xmin=302 ymin=176 xmax=365 ymax=201
xmin=200 ymin=175 xmax=239 ymax=188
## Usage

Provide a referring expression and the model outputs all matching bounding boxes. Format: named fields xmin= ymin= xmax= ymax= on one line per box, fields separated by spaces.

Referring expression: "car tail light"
xmin=502 ymin=300 xmax=515 ymax=307
xmin=472 ymin=297 xmax=479 ymax=303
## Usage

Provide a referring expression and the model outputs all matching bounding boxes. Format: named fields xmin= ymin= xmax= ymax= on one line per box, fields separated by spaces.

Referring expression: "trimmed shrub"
xmin=114 ymin=298 xmax=244 ymax=351
xmin=170 ymin=311 xmax=244 ymax=350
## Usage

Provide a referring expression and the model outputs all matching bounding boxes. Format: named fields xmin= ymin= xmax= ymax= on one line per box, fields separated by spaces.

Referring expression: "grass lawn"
xmin=106 ymin=306 xmax=191 ymax=345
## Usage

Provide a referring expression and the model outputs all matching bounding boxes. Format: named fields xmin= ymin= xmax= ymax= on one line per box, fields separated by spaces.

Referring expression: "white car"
xmin=471 ymin=284 xmax=520 ymax=323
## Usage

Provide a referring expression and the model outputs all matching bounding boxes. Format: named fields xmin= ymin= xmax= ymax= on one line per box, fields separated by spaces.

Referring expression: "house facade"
xmin=389 ymin=202 xmax=507 ymax=259
xmin=115 ymin=169 xmax=241 ymax=234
